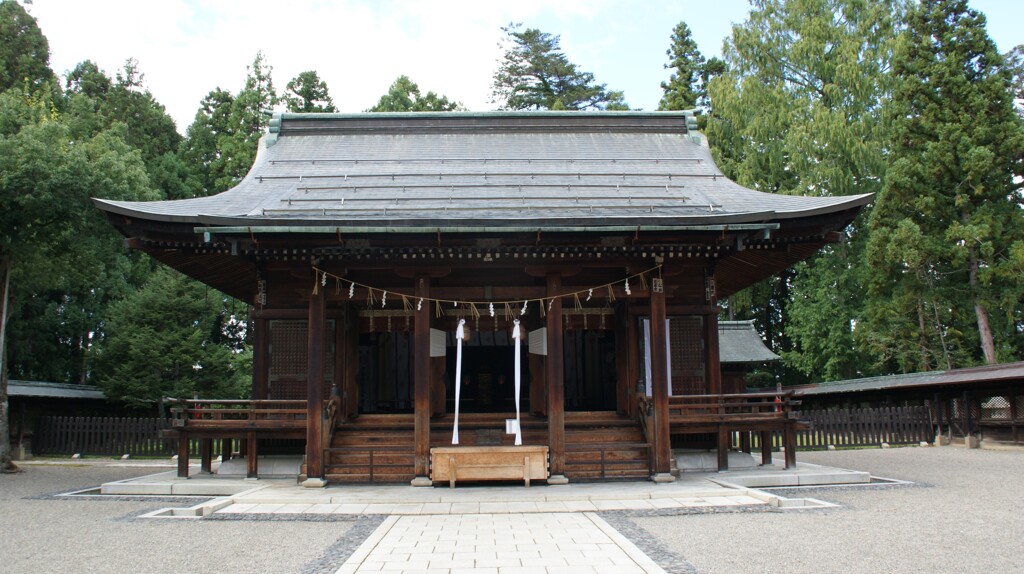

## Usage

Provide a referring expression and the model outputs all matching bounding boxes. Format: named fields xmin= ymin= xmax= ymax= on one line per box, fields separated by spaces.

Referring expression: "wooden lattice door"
xmin=267 ymin=319 xmax=335 ymax=400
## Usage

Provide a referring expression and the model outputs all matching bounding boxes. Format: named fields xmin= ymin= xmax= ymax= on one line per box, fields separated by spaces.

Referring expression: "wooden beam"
xmin=394 ymin=266 xmax=451 ymax=279
xmin=304 ymin=282 xmax=326 ymax=481
xmin=649 ymin=278 xmax=672 ymax=478
xmin=412 ymin=275 xmax=432 ymax=486
xmin=546 ymin=272 xmax=568 ymax=484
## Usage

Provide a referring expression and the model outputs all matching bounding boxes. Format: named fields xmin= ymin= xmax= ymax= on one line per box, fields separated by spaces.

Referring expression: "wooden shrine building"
xmin=95 ymin=112 xmax=870 ymax=486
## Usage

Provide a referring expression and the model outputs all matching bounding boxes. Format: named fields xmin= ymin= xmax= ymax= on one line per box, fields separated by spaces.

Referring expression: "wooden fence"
xmin=34 ymin=416 xmax=194 ymax=457
xmin=735 ymin=406 xmax=933 ymax=450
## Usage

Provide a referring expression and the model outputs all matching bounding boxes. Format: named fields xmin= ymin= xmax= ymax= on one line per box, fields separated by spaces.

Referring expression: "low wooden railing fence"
xmin=33 ymin=416 xmax=191 ymax=457
xmin=733 ymin=406 xmax=933 ymax=450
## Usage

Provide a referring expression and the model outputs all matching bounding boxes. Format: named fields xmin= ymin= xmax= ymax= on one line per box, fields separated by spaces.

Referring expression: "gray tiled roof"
xmin=718 ymin=321 xmax=780 ymax=363
xmin=791 ymin=361 xmax=1024 ymax=395
xmin=8 ymin=380 xmax=106 ymax=399
xmin=94 ymin=112 xmax=872 ymax=230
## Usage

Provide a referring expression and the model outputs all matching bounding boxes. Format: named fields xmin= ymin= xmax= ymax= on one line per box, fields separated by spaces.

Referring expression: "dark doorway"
xmin=357 ymin=332 xmax=414 ymax=413
xmin=445 ymin=331 xmax=528 ymax=413
xmin=564 ymin=330 xmax=617 ymax=411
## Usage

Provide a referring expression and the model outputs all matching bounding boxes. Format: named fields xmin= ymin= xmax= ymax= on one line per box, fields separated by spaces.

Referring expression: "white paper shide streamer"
xmin=452 ymin=319 xmax=465 ymax=445
xmin=512 ymin=319 xmax=523 ymax=445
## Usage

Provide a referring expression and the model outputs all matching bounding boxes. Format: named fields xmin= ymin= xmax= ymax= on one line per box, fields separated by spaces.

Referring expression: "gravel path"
xmin=0 ymin=463 xmax=352 ymax=574
xmin=627 ymin=446 xmax=1024 ymax=574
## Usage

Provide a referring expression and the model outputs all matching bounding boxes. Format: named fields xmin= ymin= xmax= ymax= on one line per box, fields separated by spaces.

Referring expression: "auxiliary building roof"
xmin=94 ymin=111 xmax=871 ymax=231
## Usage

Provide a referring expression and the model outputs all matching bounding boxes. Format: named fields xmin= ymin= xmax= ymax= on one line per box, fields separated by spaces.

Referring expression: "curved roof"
xmin=94 ymin=111 xmax=871 ymax=231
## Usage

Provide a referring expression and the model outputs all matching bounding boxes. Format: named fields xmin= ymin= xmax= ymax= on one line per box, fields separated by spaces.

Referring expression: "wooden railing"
xmin=666 ymin=391 xmax=801 ymax=422
xmin=635 ymin=394 xmax=655 ymax=470
xmin=166 ymin=399 xmax=307 ymax=429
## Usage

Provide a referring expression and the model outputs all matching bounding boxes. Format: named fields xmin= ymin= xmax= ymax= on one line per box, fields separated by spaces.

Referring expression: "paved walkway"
xmin=101 ymin=459 xmax=859 ymax=572
xmin=335 ymin=512 xmax=664 ymax=574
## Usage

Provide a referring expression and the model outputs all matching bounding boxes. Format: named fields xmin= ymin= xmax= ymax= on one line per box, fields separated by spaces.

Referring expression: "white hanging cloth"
xmin=512 ymin=319 xmax=523 ymax=446
xmin=452 ymin=319 xmax=465 ymax=445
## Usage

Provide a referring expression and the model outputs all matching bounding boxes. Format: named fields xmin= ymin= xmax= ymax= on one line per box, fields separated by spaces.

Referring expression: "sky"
xmin=25 ymin=0 xmax=1024 ymax=134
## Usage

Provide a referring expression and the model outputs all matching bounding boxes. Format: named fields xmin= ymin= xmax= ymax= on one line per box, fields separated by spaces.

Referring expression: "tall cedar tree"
xmin=867 ymin=0 xmax=1024 ymax=370
xmin=93 ymin=267 xmax=251 ymax=407
xmin=658 ymin=21 xmax=726 ymax=118
xmin=706 ymin=0 xmax=903 ymax=383
xmin=0 ymin=0 xmax=54 ymax=92
xmin=491 ymin=24 xmax=628 ymax=111
xmin=181 ymin=52 xmax=279 ymax=195
xmin=285 ymin=70 xmax=336 ymax=113
xmin=367 ymin=75 xmax=462 ymax=112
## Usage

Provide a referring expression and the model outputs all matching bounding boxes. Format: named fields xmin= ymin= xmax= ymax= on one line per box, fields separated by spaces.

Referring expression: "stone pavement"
xmin=334 ymin=512 xmax=664 ymax=574
xmin=95 ymin=460 xmax=862 ymax=572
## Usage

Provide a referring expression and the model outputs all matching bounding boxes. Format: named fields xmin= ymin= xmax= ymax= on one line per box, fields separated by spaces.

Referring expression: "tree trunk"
xmin=0 ymin=253 xmax=17 ymax=472
xmin=968 ymin=256 xmax=997 ymax=364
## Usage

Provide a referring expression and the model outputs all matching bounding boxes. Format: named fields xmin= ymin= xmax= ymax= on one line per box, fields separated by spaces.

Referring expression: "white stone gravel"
xmin=628 ymin=446 xmax=1024 ymax=574
xmin=0 ymin=463 xmax=350 ymax=574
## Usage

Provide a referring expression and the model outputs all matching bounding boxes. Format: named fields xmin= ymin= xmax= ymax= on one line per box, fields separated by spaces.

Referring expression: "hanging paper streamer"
xmin=512 ymin=319 xmax=523 ymax=446
xmin=452 ymin=319 xmax=466 ymax=445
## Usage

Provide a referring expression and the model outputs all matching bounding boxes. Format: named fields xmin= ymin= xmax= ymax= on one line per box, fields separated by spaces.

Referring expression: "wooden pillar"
xmin=412 ymin=276 xmax=432 ymax=486
xmin=705 ymin=271 xmax=721 ymax=395
xmin=246 ymin=431 xmax=258 ymax=478
xmin=717 ymin=426 xmax=730 ymax=471
xmin=649 ymin=277 xmax=673 ymax=481
xmin=176 ymin=433 xmax=190 ymax=478
xmin=252 ymin=317 xmax=269 ymax=399
xmin=784 ymin=424 xmax=797 ymax=469
xmin=546 ymin=273 xmax=568 ymax=484
xmin=221 ymin=437 xmax=232 ymax=462
xmin=759 ymin=430 xmax=773 ymax=465
xmin=303 ymin=282 xmax=326 ymax=486
xmin=200 ymin=438 xmax=213 ymax=474
xmin=614 ymin=302 xmax=630 ymax=416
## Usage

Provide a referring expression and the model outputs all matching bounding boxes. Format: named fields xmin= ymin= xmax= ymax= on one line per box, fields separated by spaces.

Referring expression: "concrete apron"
xmin=98 ymin=459 xmax=869 ymax=519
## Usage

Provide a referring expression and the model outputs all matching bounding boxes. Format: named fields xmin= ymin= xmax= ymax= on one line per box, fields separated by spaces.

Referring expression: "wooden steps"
xmin=319 ymin=411 xmax=652 ymax=483
xmin=565 ymin=412 xmax=651 ymax=481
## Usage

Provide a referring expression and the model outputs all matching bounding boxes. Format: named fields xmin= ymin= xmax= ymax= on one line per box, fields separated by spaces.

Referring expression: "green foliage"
xmin=1006 ymin=44 xmax=1024 ymax=116
xmin=92 ymin=268 xmax=252 ymax=407
xmin=866 ymin=0 xmax=1024 ymax=370
xmin=658 ymin=21 xmax=726 ymax=117
xmin=64 ymin=59 xmax=183 ymax=176
xmin=180 ymin=52 xmax=279 ymax=195
xmin=367 ymin=75 xmax=462 ymax=112
xmin=491 ymin=24 xmax=629 ymax=111
xmin=0 ymin=87 xmax=159 ymax=383
xmin=0 ymin=0 xmax=55 ymax=92
xmin=179 ymin=87 xmax=234 ymax=196
xmin=285 ymin=70 xmax=336 ymax=113
xmin=707 ymin=0 xmax=904 ymax=383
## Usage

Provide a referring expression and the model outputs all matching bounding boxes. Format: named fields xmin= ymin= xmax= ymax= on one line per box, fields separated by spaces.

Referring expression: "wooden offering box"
xmin=430 ymin=446 xmax=549 ymax=487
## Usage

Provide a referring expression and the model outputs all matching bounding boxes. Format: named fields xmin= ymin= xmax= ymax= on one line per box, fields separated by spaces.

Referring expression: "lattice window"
xmin=981 ymin=396 xmax=1011 ymax=420
xmin=669 ymin=316 xmax=705 ymax=395
xmin=268 ymin=319 xmax=335 ymax=400
xmin=1016 ymin=395 xmax=1024 ymax=422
